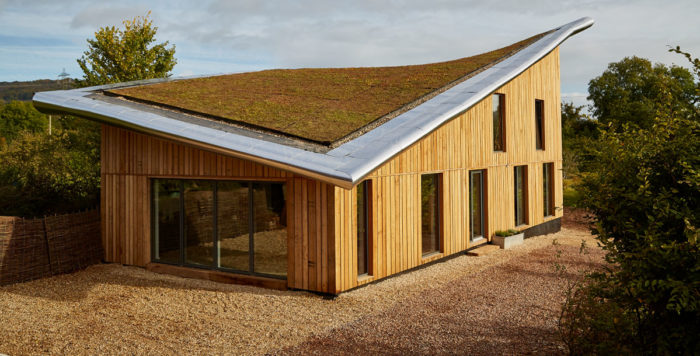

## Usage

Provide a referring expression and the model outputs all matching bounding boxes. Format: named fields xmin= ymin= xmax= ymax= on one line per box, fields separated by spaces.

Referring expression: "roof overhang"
xmin=33 ymin=17 xmax=593 ymax=189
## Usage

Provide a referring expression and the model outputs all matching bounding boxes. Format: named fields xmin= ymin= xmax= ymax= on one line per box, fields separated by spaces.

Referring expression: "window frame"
xmin=150 ymin=178 xmax=288 ymax=280
xmin=420 ymin=173 xmax=443 ymax=257
xmin=514 ymin=165 xmax=529 ymax=227
xmin=492 ymin=93 xmax=506 ymax=152
xmin=535 ymin=99 xmax=545 ymax=150
xmin=356 ymin=180 xmax=373 ymax=278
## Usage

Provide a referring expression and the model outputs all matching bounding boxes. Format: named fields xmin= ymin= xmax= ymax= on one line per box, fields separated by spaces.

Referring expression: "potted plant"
xmin=492 ymin=229 xmax=524 ymax=249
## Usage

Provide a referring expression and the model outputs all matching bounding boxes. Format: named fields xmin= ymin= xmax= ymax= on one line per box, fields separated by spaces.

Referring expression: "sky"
xmin=1 ymin=0 xmax=699 ymax=109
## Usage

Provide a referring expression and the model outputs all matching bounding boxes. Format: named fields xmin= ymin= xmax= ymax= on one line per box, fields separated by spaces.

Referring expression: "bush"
xmin=559 ymin=115 xmax=700 ymax=354
xmin=0 ymin=128 xmax=100 ymax=216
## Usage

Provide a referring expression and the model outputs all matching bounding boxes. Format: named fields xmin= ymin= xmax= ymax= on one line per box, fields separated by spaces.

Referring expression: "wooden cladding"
xmin=331 ymin=48 xmax=563 ymax=292
xmin=101 ymin=125 xmax=336 ymax=293
xmin=102 ymin=47 xmax=564 ymax=294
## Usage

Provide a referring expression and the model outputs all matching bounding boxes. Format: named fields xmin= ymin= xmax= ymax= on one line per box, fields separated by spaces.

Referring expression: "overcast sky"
xmin=1 ymin=0 xmax=699 ymax=108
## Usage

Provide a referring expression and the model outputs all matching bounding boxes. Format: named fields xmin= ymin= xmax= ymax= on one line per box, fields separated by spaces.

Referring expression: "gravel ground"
xmin=0 ymin=227 xmax=602 ymax=355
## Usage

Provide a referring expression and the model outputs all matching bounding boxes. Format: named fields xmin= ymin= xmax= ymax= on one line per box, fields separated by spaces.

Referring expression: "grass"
xmin=108 ymin=33 xmax=547 ymax=144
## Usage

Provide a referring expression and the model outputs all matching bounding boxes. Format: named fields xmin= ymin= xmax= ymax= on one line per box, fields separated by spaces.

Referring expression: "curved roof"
xmin=33 ymin=17 xmax=593 ymax=189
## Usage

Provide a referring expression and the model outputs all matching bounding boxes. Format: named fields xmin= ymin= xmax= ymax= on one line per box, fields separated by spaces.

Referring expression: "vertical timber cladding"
xmin=333 ymin=48 xmax=563 ymax=293
xmin=100 ymin=125 xmax=336 ymax=293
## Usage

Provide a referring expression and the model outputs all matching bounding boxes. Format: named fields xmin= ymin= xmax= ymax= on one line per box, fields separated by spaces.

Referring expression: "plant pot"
xmin=492 ymin=232 xmax=524 ymax=249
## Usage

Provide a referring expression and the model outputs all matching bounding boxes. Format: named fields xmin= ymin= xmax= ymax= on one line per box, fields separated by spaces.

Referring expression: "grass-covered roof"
xmin=108 ymin=33 xmax=545 ymax=144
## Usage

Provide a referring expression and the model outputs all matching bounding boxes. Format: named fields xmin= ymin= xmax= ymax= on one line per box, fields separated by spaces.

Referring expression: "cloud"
xmin=70 ymin=4 xmax=150 ymax=29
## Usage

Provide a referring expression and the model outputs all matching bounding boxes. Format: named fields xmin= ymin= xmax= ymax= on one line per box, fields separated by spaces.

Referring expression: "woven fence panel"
xmin=0 ymin=210 xmax=102 ymax=286
xmin=45 ymin=210 xmax=102 ymax=275
xmin=0 ymin=216 xmax=52 ymax=285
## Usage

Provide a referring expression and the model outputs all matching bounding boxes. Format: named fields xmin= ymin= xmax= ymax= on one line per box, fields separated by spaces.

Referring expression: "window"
xmin=152 ymin=179 xmax=287 ymax=278
xmin=535 ymin=99 xmax=545 ymax=150
xmin=421 ymin=174 xmax=441 ymax=256
xmin=493 ymin=93 xmax=506 ymax=151
xmin=514 ymin=165 xmax=528 ymax=226
xmin=470 ymin=170 xmax=486 ymax=241
xmin=357 ymin=180 xmax=371 ymax=276
xmin=543 ymin=163 xmax=555 ymax=217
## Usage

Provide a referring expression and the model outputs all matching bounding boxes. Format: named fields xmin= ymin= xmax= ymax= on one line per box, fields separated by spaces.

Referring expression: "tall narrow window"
xmin=356 ymin=180 xmax=371 ymax=276
xmin=543 ymin=163 xmax=555 ymax=217
xmin=421 ymin=174 xmax=441 ymax=256
xmin=535 ymin=99 xmax=545 ymax=150
xmin=493 ymin=93 xmax=506 ymax=151
xmin=470 ymin=170 xmax=486 ymax=241
xmin=514 ymin=165 xmax=528 ymax=226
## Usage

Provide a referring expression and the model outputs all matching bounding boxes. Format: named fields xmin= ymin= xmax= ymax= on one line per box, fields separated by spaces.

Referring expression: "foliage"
xmin=76 ymin=12 xmax=176 ymax=87
xmin=560 ymin=114 xmax=700 ymax=354
xmin=495 ymin=229 xmax=519 ymax=237
xmin=0 ymin=101 xmax=47 ymax=144
xmin=587 ymin=56 xmax=697 ymax=129
xmin=560 ymin=102 xmax=598 ymax=181
xmin=0 ymin=129 xmax=100 ymax=216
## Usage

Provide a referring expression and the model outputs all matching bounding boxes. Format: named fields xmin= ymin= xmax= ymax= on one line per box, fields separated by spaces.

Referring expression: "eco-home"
xmin=33 ymin=18 xmax=594 ymax=294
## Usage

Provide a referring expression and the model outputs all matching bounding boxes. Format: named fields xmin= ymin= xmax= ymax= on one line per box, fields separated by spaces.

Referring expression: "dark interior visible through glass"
xmin=493 ymin=93 xmax=505 ymax=151
xmin=357 ymin=180 xmax=370 ymax=276
xmin=543 ymin=163 xmax=554 ymax=217
xmin=152 ymin=178 xmax=287 ymax=279
xmin=421 ymin=174 xmax=441 ymax=256
xmin=470 ymin=170 xmax=485 ymax=241
xmin=535 ymin=99 xmax=544 ymax=150
xmin=153 ymin=179 xmax=181 ymax=264
xmin=515 ymin=166 xmax=528 ymax=226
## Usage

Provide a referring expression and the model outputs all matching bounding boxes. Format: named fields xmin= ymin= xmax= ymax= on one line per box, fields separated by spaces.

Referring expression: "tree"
xmin=587 ymin=56 xmax=697 ymax=129
xmin=560 ymin=51 xmax=700 ymax=355
xmin=76 ymin=12 xmax=176 ymax=87
xmin=561 ymin=102 xmax=597 ymax=144
xmin=0 ymin=130 xmax=100 ymax=216
xmin=0 ymin=101 xmax=47 ymax=144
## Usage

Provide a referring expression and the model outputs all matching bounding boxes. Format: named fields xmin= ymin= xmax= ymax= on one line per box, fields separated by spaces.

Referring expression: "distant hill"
xmin=0 ymin=79 xmax=74 ymax=102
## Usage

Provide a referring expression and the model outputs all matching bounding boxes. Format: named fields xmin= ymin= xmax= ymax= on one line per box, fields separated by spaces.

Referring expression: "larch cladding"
xmin=101 ymin=48 xmax=562 ymax=294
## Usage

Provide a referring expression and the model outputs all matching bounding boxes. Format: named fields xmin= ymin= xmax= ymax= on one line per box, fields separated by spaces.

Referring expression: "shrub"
xmin=494 ymin=229 xmax=519 ymax=237
xmin=559 ymin=115 xmax=700 ymax=354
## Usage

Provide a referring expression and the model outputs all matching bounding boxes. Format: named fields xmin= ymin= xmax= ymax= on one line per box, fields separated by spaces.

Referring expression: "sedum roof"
xmin=33 ymin=18 xmax=594 ymax=188
xmin=107 ymin=34 xmax=545 ymax=144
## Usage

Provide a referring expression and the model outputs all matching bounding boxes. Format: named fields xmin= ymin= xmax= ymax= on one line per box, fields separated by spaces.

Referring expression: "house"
xmin=33 ymin=18 xmax=594 ymax=294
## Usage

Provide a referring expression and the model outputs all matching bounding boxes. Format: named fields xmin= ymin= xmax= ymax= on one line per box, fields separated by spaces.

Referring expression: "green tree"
xmin=76 ymin=12 xmax=176 ymax=87
xmin=560 ymin=51 xmax=700 ymax=355
xmin=587 ymin=56 xmax=697 ymax=129
xmin=0 ymin=101 xmax=47 ymax=144
xmin=561 ymin=102 xmax=597 ymax=144
xmin=0 ymin=130 xmax=100 ymax=216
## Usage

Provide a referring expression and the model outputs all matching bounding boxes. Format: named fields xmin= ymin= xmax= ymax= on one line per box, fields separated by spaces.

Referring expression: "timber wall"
xmin=102 ymin=48 xmax=563 ymax=295
xmin=332 ymin=49 xmax=563 ymax=292
xmin=101 ymin=126 xmax=335 ymax=293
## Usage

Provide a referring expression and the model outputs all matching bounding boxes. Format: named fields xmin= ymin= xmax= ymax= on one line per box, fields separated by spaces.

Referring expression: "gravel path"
xmin=0 ymin=228 xmax=602 ymax=355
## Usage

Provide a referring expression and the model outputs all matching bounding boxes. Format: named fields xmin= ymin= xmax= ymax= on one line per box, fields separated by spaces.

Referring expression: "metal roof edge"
xmin=330 ymin=17 xmax=594 ymax=185
xmin=32 ymin=17 xmax=593 ymax=190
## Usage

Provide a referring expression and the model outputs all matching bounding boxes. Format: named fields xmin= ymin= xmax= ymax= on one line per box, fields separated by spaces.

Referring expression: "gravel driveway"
xmin=0 ymin=228 xmax=602 ymax=355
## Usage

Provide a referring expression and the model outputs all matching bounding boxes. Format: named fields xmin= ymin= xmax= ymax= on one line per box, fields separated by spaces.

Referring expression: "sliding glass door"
xmin=152 ymin=179 xmax=287 ymax=279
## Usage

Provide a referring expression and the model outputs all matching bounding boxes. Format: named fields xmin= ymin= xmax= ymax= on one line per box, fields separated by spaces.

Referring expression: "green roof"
xmin=107 ymin=32 xmax=545 ymax=145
